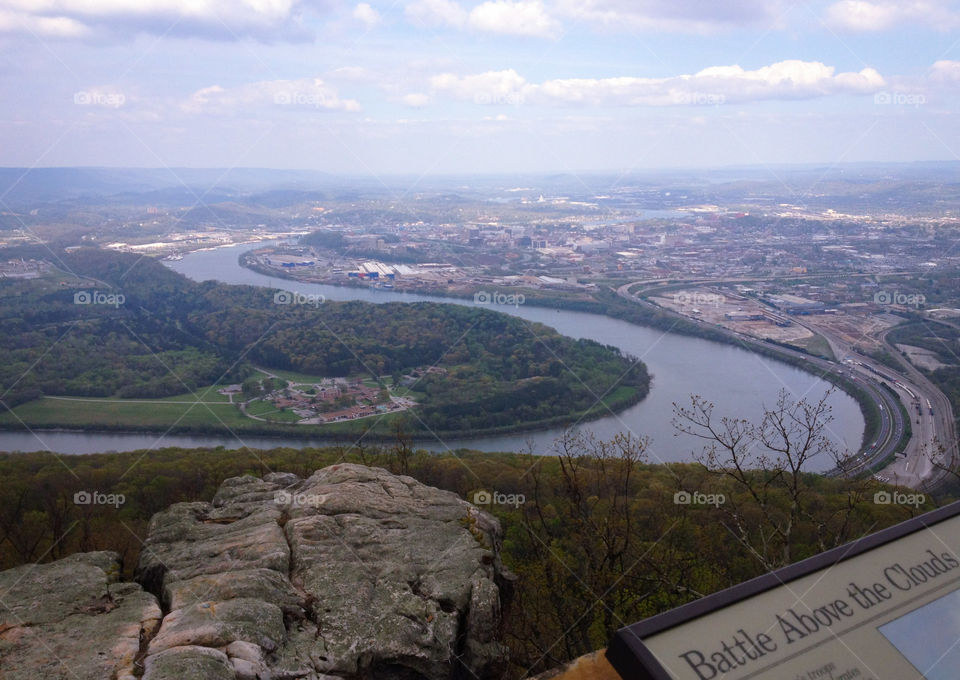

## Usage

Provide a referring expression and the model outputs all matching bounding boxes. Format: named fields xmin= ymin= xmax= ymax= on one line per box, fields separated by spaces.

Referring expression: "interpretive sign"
xmin=606 ymin=502 xmax=960 ymax=680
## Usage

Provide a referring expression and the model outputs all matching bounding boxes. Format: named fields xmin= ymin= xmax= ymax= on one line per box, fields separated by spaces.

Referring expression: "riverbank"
xmin=245 ymin=254 xmax=878 ymax=453
xmin=0 ymin=388 xmax=647 ymax=443
xmin=0 ymin=245 xmax=864 ymax=461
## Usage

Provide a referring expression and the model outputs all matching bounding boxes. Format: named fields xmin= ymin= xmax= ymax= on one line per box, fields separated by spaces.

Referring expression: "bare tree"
xmin=388 ymin=418 xmax=414 ymax=475
xmin=672 ymin=388 xmax=870 ymax=569
xmin=509 ymin=431 xmax=694 ymax=671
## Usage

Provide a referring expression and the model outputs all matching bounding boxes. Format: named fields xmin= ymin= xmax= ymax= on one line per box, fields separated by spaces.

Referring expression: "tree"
xmin=507 ymin=432 xmax=681 ymax=671
xmin=672 ymin=389 xmax=870 ymax=569
xmin=388 ymin=418 xmax=414 ymax=475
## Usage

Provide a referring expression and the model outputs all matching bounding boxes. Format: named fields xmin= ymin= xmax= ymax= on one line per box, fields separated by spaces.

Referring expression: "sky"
xmin=1 ymin=0 xmax=960 ymax=175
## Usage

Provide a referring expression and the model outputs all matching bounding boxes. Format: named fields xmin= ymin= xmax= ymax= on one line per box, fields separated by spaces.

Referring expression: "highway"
xmin=794 ymin=319 xmax=957 ymax=490
xmin=614 ymin=282 xmax=925 ymax=486
xmin=877 ymin=324 xmax=959 ymax=490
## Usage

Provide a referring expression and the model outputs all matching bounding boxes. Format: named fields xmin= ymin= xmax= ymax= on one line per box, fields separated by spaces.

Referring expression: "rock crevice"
xmin=0 ymin=464 xmax=513 ymax=680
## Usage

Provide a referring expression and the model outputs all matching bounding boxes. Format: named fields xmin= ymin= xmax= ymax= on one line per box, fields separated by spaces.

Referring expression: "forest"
xmin=0 ymin=388 xmax=949 ymax=677
xmin=0 ymin=247 xmax=649 ymax=437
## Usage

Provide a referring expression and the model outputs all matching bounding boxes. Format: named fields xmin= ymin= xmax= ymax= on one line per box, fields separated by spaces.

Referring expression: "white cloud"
xmin=468 ymin=0 xmax=560 ymax=38
xmin=405 ymin=0 xmax=468 ymax=27
xmin=931 ymin=60 xmax=960 ymax=82
xmin=183 ymin=78 xmax=361 ymax=115
xmin=825 ymin=0 xmax=960 ymax=32
xmin=431 ymin=69 xmax=528 ymax=104
xmin=431 ymin=60 xmax=886 ymax=107
xmin=824 ymin=0 xmax=899 ymax=30
xmin=0 ymin=0 xmax=308 ymax=39
xmin=406 ymin=0 xmax=560 ymax=37
xmin=402 ymin=92 xmax=431 ymax=107
xmin=0 ymin=0 xmax=296 ymax=22
xmin=0 ymin=8 xmax=89 ymax=36
xmin=353 ymin=2 xmax=381 ymax=26
xmin=554 ymin=0 xmax=785 ymax=34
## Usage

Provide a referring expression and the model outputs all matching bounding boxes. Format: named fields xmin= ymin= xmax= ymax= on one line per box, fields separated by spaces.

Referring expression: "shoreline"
xmin=241 ymin=252 xmax=881 ymax=454
xmin=0 ymin=386 xmax=646 ymax=444
xmin=0 ymin=244 xmax=869 ymax=458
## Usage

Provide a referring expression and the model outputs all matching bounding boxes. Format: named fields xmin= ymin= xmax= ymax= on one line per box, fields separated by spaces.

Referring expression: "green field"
xmin=245 ymin=398 xmax=302 ymax=423
xmin=0 ymin=394 xmax=402 ymax=434
xmin=0 ymin=397 xmax=248 ymax=429
xmin=391 ymin=386 xmax=426 ymax=400
xmin=155 ymin=386 xmax=234 ymax=403
xmin=788 ymin=332 xmax=836 ymax=361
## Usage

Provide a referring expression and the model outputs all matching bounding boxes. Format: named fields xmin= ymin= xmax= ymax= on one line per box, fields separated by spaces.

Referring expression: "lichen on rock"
xmin=0 ymin=464 xmax=513 ymax=680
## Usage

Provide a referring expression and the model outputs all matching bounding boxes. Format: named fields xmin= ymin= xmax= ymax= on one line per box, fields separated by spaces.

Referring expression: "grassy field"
xmin=0 ymin=378 xmax=642 ymax=440
xmin=789 ymin=333 xmax=837 ymax=361
xmin=391 ymin=386 xmax=426 ymax=400
xmin=0 ymin=394 xmax=397 ymax=434
xmin=155 ymin=386 xmax=233 ymax=403
xmin=245 ymin=398 xmax=302 ymax=422
xmin=0 ymin=397 xmax=248 ymax=429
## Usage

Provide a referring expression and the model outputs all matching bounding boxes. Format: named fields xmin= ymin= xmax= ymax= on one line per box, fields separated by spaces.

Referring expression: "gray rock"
xmin=136 ymin=484 xmax=290 ymax=597
xmin=264 ymin=472 xmax=301 ymax=487
xmin=147 ymin=597 xmax=286 ymax=654
xmin=164 ymin=568 xmax=304 ymax=616
xmin=0 ymin=464 xmax=512 ymax=680
xmin=280 ymin=465 xmax=511 ymax=680
xmin=142 ymin=463 xmax=513 ymax=680
xmin=226 ymin=639 xmax=266 ymax=665
xmin=143 ymin=645 xmax=236 ymax=680
xmin=231 ymin=655 xmax=263 ymax=680
xmin=0 ymin=551 xmax=161 ymax=680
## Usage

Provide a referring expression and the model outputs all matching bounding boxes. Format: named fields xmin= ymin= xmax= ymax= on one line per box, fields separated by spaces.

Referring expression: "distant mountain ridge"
xmin=2 ymin=162 xmax=960 ymax=213
xmin=0 ymin=167 xmax=342 ymax=209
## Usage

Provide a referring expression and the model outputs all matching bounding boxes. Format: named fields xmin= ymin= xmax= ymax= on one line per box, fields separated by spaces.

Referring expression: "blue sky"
xmin=1 ymin=0 xmax=959 ymax=174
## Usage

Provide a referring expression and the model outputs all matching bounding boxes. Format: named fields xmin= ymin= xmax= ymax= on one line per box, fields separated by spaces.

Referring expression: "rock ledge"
xmin=0 ymin=464 xmax=512 ymax=680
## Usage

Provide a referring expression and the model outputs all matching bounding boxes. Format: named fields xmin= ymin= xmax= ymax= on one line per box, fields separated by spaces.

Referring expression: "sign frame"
xmin=605 ymin=501 xmax=960 ymax=680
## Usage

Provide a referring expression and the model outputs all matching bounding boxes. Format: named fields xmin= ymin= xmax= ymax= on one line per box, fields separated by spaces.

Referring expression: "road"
xmin=614 ymin=282 xmax=911 ymax=483
xmin=790 ymin=317 xmax=957 ymax=490
xmin=619 ymin=272 xmax=915 ymax=297
xmin=878 ymin=324 xmax=959 ymax=489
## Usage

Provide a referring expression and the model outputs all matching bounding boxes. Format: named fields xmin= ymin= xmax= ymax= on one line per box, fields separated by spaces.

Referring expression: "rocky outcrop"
xmin=0 ymin=551 xmax=162 ymax=680
xmin=0 ymin=464 xmax=512 ymax=680
xmin=135 ymin=464 xmax=512 ymax=680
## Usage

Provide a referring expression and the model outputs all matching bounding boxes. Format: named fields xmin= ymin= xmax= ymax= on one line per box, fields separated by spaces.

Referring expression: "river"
xmin=0 ymin=243 xmax=864 ymax=466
